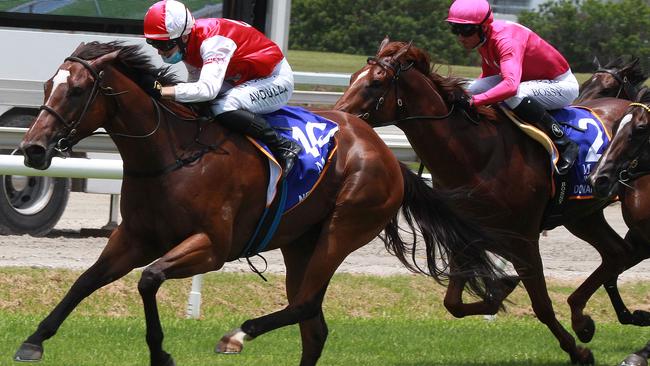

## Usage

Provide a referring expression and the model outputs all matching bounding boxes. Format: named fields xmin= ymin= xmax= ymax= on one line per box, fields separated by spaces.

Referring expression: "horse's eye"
xmin=368 ymin=80 xmax=383 ymax=89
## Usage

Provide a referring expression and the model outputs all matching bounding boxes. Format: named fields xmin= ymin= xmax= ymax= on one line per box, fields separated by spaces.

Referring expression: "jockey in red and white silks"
xmin=144 ymin=0 xmax=301 ymax=176
xmin=447 ymin=0 xmax=579 ymax=175
xmin=173 ymin=18 xmax=293 ymax=114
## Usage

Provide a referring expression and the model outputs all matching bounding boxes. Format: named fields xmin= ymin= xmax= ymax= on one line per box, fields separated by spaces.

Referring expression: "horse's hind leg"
xmin=514 ymin=246 xmax=594 ymax=365
xmin=14 ymin=228 xmax=155 ymax=362
xmin=136 ymin=232 xmax=220 ymax=366
xmin=564 ymin=210 xmax=638 ymax=342
xmin=443 ymin=262 xmax=519 ymax=317
xmin=218 ymin=202 xmax=397 ymax=366
xmin=282 ymin=229 xmax=329 ymax=365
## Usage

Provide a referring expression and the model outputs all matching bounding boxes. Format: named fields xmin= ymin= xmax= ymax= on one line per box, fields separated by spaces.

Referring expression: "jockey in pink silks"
xmin=447 ymin=0 xmax=579 ymax=175
xmin=143 ymin=0 xmax=301 ymax=175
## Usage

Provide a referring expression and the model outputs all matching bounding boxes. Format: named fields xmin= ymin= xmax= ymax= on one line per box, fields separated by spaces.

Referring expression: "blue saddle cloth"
xmin=550 ymin=107 xmax=610 ymax=199
xmin=242 ymin=106 xmax=339 ymax=258
xmin=257 ymin=106 xmax=339 ymax=211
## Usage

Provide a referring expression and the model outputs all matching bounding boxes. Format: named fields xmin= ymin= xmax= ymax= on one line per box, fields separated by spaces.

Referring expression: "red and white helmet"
xmin=144 ymin=0 xmax=195 ymax=40
xmin=446 ymin=0 xmax=493 ymax=25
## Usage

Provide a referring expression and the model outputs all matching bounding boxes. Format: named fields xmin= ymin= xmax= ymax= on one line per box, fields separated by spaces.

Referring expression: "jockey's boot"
xmin=217 ymin=110 xmax=302 ymax=177
xmin=513 ymin=97 xmax=579 ymax=175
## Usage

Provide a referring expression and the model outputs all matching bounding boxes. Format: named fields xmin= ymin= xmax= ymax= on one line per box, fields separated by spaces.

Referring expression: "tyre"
xmin=0 ymin=110 xmax=71 ymax=236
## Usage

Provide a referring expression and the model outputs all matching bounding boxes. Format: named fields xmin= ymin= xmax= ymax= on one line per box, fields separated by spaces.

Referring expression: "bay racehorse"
xmin=575 ymin=56 xmax=647 ymax=103
xmin=335 ymin=38 xmax=636 ymax=365
xmin=13 ymin=41 xmax=507 ymax=366
xmin=590 ymin=88 xmax=650 ymax=366
xmin=578 ymin=60 xmax=650 ymax=336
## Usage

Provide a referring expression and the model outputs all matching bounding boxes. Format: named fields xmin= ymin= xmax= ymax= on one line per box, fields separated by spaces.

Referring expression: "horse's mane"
xmin=377 ymin=42 xmax=497 ymax=120
xmin=71 ymin=41 xmax=182 ymax=86
xmin=602 ymin=57 xmax=648 ymax=86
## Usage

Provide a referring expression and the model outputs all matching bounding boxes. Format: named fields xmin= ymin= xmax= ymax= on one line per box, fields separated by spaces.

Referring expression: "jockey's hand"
xmin=450 ymin=89 xmax=473 ymax=110
xmin=139 ymin=74 xmax=163 ymax=100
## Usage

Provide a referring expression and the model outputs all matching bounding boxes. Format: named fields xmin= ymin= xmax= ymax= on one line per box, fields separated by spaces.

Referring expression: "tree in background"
xmin=290 ymin=0 xmax=481 ymax=66
xmin=518 ymin=0 xmax=650 ymax=72
xmin=291 ymin=0 xmax=649 ymax=73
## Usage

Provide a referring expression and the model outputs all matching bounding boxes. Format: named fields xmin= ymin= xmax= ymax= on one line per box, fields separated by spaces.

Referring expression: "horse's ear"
xmin=626 ymin=57 xmax=640 ymax=69
xmin=71 ymin=42 xmax=86 ymax=56
xmin=378 ymin=36 xmax=390 ymax=54
xmin=593 ymin=56 xmax=601 ymax=69
xmin=91 ymin=50 xmax=120 ymax=70
xmin=393 ymin=41 xmax=413 ymax=60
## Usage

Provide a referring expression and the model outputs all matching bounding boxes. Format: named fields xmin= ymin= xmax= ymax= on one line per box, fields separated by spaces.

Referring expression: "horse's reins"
xmin=41 ymin=56 xmax=221 ymax=177
xmin=616 ymin=102 xmax=650 ymax=185
xmin=360 ymin=55 xmax=472 ymax=128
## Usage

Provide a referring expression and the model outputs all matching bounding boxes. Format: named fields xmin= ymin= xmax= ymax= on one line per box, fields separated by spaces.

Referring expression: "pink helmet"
xmin=144 ymin=0 xmax=195 ymax=40
xmin=446 ymin=0 xmax=493 ymax=25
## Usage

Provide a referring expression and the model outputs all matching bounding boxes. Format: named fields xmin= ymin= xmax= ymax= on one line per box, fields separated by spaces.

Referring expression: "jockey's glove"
xmin=449 ymin=89 xmax=473 ymax=110
xmin=139 ymin=74 xmax=163 ymax=100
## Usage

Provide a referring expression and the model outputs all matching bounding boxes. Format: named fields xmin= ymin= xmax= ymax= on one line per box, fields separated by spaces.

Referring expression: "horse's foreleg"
xmin=14 ymin=228 xmax=153 ymax=362
xmin=565 ymin=212 xmax=636 ymax=342
xmin=606 ymin=230 xmax=650 ymax=326
xmin=138 ymin=232 xmax=219 ymax=366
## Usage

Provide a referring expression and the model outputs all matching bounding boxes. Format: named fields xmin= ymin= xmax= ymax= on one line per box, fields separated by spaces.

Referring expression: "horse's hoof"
xmin=620 ymin=354 xmax=648 ymax=366
xmin=574 ymin=315 xmax=596 ymax=343
xmin=570 ymin=346 xmax=594 ymax=366
xmin=632 ymin=310 xmax=650 ymax=326
xmin=215 ymin=328 xmax=249 ymax=355
xmin=215 ymin=337 xmax=243 ymax=354
xmin=14 ymin=342 xmax=43 ymax=362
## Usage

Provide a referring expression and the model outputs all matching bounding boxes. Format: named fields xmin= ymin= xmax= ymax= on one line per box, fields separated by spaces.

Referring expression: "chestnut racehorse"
xmin=13 ymin=42 xmax=506 ymax=366
xmin=335 ymin=38 xmax=635 ymax=365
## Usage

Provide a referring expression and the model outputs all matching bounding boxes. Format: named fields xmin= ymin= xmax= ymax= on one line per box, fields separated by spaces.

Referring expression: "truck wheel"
xmin=0 ymin=153 xmax=71 ymax=236
xmin=0 ymin=111 xmax=71 ymax=236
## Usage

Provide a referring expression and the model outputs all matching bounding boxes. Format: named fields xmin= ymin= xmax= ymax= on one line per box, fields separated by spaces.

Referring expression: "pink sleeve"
xmin=472 ymin=39 xmax=524 ymax=106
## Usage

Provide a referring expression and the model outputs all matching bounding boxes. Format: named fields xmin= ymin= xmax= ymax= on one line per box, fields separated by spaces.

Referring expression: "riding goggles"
xmin=146 ymin=38 xmax=179 ymax=52
xmin=449 ymin=23 xmax=481 ymax=37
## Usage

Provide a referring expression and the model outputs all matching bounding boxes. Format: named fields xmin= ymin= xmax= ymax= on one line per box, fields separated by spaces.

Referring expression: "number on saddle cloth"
xmin=256 ymin=106 xmax=339 ymax=211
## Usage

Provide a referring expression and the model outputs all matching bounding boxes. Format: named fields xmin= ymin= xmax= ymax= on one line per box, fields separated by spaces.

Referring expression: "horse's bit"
xmin=360 ymin=55 xmax=459 ymax=128
xmin=617 ymin=102 xmax=650 ymax=184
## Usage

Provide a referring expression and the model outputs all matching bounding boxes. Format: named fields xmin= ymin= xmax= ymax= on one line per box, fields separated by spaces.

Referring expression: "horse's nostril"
xmin=22 ymin=144 xmax=47 ymax=168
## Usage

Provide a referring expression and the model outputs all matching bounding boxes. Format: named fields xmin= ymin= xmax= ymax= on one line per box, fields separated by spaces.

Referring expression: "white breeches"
xmin=210 ymin=58 xmax=294 ymax=115
xmin=468 ymin=69 xmax=579 ymax=109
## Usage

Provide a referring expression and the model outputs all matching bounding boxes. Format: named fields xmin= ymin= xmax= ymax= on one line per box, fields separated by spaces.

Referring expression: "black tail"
xmin=382 ymin=163 xmax=508 ymax=302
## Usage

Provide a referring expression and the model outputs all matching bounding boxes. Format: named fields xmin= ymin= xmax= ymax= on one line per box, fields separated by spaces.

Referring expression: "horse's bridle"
xmin=39 ymin=56 xmax=133 ymax=153
xmin=594 ymin=68 xmax=637 ymax=100
xmin=616 ymin=102 xmax=650 ymax=184
xmin=360 ymin=55 xmax=457 ymax=128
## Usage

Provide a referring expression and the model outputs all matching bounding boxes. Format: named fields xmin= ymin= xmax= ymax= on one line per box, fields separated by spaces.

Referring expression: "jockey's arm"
xmin=172 ymin=36 xmax=237 ymax=103
xmin=472 ymin=41 xmax=524 ymax=106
